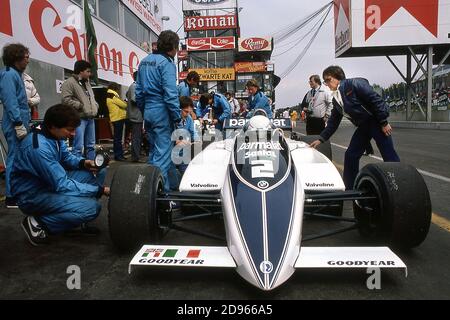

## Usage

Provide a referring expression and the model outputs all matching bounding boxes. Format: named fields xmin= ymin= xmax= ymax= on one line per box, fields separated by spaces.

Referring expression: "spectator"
xmin=61 ymin=60 xmax=98 ymax=160
xmin=106 ymin=82 xmax=127 ymax=161
xmin=11 ymin=104 xmax=110 ymax=246
xmin=0 ymin=43 xmax=31 ymax=208
xmin=310 ymin=65 xmax=400 ymax=189
xmin=246 ymin=79 xmax=273 ymax=119
xmin=126 ymin=71 xmax=144 ymax=162
xmin=135 ymin=30 xmax=181 ymax=192
xmin=301 ymin=74 xmax=333 ymax=135
xmin=226 ymin=92 xmax=240 ymax=117
xmin=290 ymin=110 xmax=298 ymax=128
xmin=22 ymin=72 xmax=40 ymax=120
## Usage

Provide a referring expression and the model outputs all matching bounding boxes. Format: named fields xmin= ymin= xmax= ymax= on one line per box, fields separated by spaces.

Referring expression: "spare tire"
xmin=292 ymin=134 xmax=332 ymax=161
xmin=108 ymin=164 xmax=164 ymax=252
xmin=353 ymin=163 xmax=431 ymax=249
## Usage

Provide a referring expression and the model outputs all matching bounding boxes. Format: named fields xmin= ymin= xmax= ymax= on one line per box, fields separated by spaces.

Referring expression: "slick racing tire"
xmin=353 ymin=163 xmax=431 ymax=249
xmin=292 ymin=134 xmax=332 ymax=161
xmin=109 ymin=164 xmax=164 ymax=252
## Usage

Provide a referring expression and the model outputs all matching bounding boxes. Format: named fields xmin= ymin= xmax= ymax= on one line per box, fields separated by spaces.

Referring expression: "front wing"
xmin=129 ymin=245 xmax=407 ymax=276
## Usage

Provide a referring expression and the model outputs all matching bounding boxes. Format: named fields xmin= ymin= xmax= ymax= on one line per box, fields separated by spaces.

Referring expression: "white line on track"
xmin=297 ymin=133 xmax=450 ymax=183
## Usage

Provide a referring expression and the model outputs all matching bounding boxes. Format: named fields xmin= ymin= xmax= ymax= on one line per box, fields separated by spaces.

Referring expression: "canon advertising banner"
xmin=0 ymin=0 xmax=148 ymax=86
xmin=335 ymin=0 xmax=450 ymax=57
xmin=182 ymin=0 xmax=237 ymax=11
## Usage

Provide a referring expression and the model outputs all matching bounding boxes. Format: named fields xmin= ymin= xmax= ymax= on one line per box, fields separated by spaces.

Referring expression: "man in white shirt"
xmin=301 ymin=75 xmax=333 ymax=135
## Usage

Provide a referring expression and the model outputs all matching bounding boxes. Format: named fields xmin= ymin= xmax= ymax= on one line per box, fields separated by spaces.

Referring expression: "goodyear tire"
xmin=292 ymin=134 xmax=332 ymax=161
xmin=108 ymin=164 xmax=163 ymax=252
xmin=353 ymin=163 xmax=431 ymax=249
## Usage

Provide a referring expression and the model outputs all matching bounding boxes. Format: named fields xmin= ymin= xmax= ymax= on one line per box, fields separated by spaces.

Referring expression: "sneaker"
xmin=22 ymin=216 xmax=49 ymax=246
xmin=5 ymin=197 xmax=18 ymax=209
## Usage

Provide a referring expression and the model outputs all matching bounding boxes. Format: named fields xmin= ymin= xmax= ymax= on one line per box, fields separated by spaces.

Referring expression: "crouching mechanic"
xmin=172 ymin=96 xmax=200 ymax=176
xmin=11 ymin=104 xmax=110 ymax=246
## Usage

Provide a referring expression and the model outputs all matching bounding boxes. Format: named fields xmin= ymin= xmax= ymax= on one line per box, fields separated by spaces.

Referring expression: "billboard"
xmin=238 ymin=37 xmax=272 ymax=52
xmin=187 ymin=36 xmax=235 ymax=51
xmin=184 ymin=15 xmax=237 ymax=31
xmin=189 ymin=68 xmax=235 ymax=81
xmin=182 ymin=0 xmax=237 ymax=11
xmin=335 ymin=0 xmax=450 ymax=57
xmin=235 ymin=62 xmax=266 ymax=73
xmin=0 ymin=0 xmax=147 ymax=86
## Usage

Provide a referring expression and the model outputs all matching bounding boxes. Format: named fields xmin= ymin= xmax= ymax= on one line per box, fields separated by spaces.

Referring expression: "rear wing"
xmin=223 ymin=118 xmax=292 ymax=131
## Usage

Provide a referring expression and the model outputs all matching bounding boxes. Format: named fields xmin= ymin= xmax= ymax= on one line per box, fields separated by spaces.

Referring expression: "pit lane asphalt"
xmin=0 ymin=123 xmax=449 ymax=300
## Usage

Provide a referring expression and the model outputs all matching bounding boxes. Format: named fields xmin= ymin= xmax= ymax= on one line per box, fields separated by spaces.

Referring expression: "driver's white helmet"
xmin=247 ymin=115 xmax=271 ymax=131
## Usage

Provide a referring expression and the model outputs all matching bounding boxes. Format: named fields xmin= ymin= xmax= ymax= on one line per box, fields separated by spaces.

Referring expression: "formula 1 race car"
xmin=108 ymin=114 xmax=431 ymax=291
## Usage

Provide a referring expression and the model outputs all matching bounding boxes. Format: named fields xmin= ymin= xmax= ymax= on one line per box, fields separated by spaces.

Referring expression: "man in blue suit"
xmin=310 ymin=66 xmax=400 ymax=189
xmin=136 ymin=30 xmax=181 ymax=192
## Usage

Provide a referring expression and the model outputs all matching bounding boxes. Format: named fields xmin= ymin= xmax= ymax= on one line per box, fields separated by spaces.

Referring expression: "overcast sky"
xmin=163 ymin=0 xmax=406 ymax=109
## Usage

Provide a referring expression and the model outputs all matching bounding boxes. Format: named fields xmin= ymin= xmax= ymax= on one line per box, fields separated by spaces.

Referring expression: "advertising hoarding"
xmin=184 ymin=15 xmax=237 ymax=31
xmin=234 ymin=62 xmax=266 ymax=73
xmin=335 ymin=0 xmax=450 ymax=57
xmin=0 ymin=0 xmax=148 ymax=86
xmin=187 ymin=36 xmax=235 ymax=51
xmin=238 ymin=37 xmax=272 ymax=52
xmin=189 ymin=68 xmax=235 ymax=81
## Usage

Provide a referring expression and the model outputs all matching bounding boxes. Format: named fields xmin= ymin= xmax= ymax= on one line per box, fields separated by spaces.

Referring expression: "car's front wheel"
xmin=108 ymin=164 xmax=164 ymax=252
xmin=353 ymin=163 xmax=431 ymax=249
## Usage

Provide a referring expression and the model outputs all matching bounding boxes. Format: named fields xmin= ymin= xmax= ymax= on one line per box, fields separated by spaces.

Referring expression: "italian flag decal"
xmin=141 ymin=248 xmax=201 ymax=258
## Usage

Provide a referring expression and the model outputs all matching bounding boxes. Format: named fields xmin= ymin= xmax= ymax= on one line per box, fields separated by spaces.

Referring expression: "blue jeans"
xmin=112 ymin=119 xmax=125 ymax=159
xmin=73 ymin=118 xmax=96 ymax=160
xmin=144 ymin=108 xmax=178 ymax=192
xmin=18 ymin=169 xmax=106 ymax=234
xmin=343 ymin=119 xmax=400 ymax=189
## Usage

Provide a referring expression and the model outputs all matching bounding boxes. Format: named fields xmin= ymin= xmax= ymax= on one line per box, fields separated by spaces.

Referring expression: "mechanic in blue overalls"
xmin=10 ymin=104 xmax=110 ymax=245
xmin=173 ymin=96 xmax=200 ymax=176
xmin=198 ymin=92 xmax=231 ymax=131
xmin=135 ymin=30 xmax=181 ymax=192
xmin=310 ymin=65 xmax=400 ymax=189
xmin=246 ymin=79 xmax=273 ymax=119
xmin=177 ymin=71 xmax=200 ymax=98
xmin=0 ymin=43 xmax=31 ymax=209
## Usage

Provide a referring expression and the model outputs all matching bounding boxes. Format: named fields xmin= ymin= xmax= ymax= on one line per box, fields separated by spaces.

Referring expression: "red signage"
xmin=179 ymin=71 xmax=188 ymax=80
xmin=234 ymin=62 xmax=266 ymax=73
xmin=365 ymin=0 xmax=439 ymax=40
xmin=185 ymin=15 xmax=237 ymax=31
xmin=178 ymin=49 xmax=188 ymax=60
xmin=187 ymin=36 xmax=235 ymax=51
xmin=239 ymin=37 xmax=272 ymax=52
